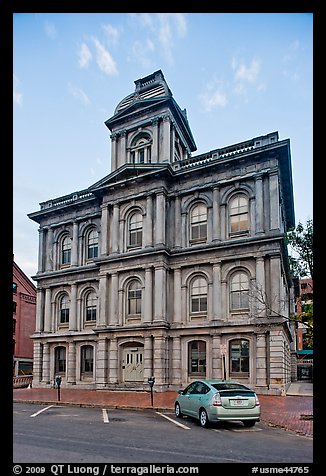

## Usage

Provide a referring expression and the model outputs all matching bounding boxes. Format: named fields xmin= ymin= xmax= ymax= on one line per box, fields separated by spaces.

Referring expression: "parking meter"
xmin=148 ymin=376 xmax=155 ymax=406
xmin=55 ymin=375 xmax=62 ymax=401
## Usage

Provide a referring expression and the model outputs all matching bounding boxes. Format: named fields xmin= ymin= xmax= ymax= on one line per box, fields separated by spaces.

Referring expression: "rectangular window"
xmin=13 ymin=282 xmax=17 ymax=293
xmin=62 ymin=249 xmax=71 ymax=264
xmin=86 ymin=308 xmax=96 ymax=321
xmin=60 ymin=309 xmax=69 ymax=324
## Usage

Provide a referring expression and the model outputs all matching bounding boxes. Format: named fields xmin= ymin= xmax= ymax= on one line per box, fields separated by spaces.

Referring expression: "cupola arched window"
xmin=130 ymin=135 xmax=151 ymax=164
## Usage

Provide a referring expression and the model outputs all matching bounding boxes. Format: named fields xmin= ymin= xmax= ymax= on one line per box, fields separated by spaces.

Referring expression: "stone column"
xmin=151 ymin=117 xmax=159 ymax=162
xmin=45 ymin=227 xmax=54 ymax=271
xmin=96 ymin=338 xmax=108 ymax=387
xmin=98 ymin=274 xmax=109 ymax=327
xmin=144 ymin=268 xmax=153 ymax=323
xmin=255 ymin=174 xmax=264 ymax=234
xmin=174 ymin=195 xmax=182 ymax=248
xmin=270 ymin=255 xmax=281 ymax=316
xmin=33 ymin=342 xmax=43 ymax=384
xmin=212 ymin=335 xmax=222 ymax=379
xmin=67 ymin=342 xmax=77 ymax=384
xmin=35 ymin=288 xmax=44 ymax=332
xmin=220 ymin=204 xmax=226 ymax=241
xmin=110 ymin=273 xmax=119 ymax=325
xmin=154 ymin=266 xmax=166 ymax=322
xmin=38 ymin=227 xmax=45 ymax=272
xmin=162 ymin=115 xmax=171 ymax=162
xmin=153 ymin=336 xmax=166 ymax=384
xmin=181 ymin=211 xmax=187 ymax=247
xmin=173 ymin=268 xmax=182 ymax=323
xmin=171 ymin=336 xmax=182 ymax=384
xmin=100 ymin=204 xmax=109 ymax=255
xmin=269 ymin=171 xmax=280 ymax=231
xmin=120 ymin=129 xmax=127 ymax=167
xmin=71 ymin=222 xmax=79 ymax=266
xmin=255 ymin=257 xmax=266 ymax=317
xmin=42 ymin=343 xmax=50 ymax=384
xmin=145 ymin=194 xmax=153 ymax=247
xmin=212 ymin=186 xmax=220 ymax=242
xmin=109 ymin=338 xmax=118 ymax=383
xmin=110 ymin=133 xmax=117 ymax=171
xmin=155 ymin=192 xmax=166 ymax=246
xmin=143 ymin=336 xmax=153 ymax=382
xmin=212 ymin=262 xmax=222 ymax=320
xmin=69 ymin=284 xmax=78 ymax=331
xmin=256 ymin=333 xmax=267 ymax=386
xmin=112 ymin=204 xmax=120 ymax=253
xmin=44 ymin=288 xmax=52 ymax=333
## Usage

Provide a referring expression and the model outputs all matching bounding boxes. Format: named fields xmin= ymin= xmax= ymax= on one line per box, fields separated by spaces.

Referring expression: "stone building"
xmin=28 ymin=70 xmax=295 ymax=395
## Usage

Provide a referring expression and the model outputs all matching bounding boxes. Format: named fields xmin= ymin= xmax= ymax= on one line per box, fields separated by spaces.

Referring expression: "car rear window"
xmin=211 ymin=383 xmax=251 ymax=391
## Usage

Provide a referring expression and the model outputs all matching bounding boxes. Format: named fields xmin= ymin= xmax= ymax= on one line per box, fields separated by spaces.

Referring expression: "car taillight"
xmin=255 ymin=395 xmax=260 ymax=406
xmin=212 ymin=393 xmax=222 ymax=406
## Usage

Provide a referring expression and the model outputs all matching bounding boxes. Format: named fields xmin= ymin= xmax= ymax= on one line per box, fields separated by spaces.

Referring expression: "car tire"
xmin=175 ymin=402 xmax=183 ymax=418
xmin=243 ymin=420 xmax=256 ymax=427
xmin=199 ymin=408 xmax=209 ymax=428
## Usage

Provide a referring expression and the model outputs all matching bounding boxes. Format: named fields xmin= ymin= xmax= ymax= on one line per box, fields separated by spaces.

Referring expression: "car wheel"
xmin=199 ymin=408 xmax=209 ymax=428
xmin=175 ymin=402 xmax=183 ymax=418
xmin=243 ymin=420 xmax=256 ymax=427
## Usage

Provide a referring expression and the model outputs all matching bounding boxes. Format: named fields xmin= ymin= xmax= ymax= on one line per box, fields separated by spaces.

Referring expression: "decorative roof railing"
xmin=40 ymin=189 xmax=94 ymax=210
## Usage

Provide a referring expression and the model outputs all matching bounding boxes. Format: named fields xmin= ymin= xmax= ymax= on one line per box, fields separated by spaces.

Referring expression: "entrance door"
xmin=123 ymin=347 xmax=144 ymax=382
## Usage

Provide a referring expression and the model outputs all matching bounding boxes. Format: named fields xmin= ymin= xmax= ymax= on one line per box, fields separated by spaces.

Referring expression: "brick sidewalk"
xmin=13 ymin=387 xmax=313 ymax=438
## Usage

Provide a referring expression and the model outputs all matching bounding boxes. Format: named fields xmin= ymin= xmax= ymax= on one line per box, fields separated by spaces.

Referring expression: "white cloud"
xmin=102 ymin=24 xmax=120 ymax=44
xmin=68 ymin=83 xmax=90 ymax=105
xmin=13 ymin=74 xmax=23 ymax=106
xmin=78 ymin=43 xmax=92 ymax=68
xmin=233 ymin=58 xmax=260 ymax=83
xmin=92 ymin=37 xmax=118 ymax=76
xmin=130 ymin=13 xmax=187 ymax=65
xmin=44 ymin=21 xmax=57 ymax=39
xmin=132 ymin=39 xmax=155 ymax=68
xmin=199 ymin=80 xmax=227 ymax=112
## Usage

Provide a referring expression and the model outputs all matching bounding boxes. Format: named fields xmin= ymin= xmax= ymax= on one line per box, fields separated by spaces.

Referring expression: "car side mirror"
xmin=178 ymin=389 xmax=183 ymax=395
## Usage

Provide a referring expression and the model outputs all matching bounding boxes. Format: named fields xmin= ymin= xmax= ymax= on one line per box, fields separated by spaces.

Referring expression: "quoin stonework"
xmin=28 ymin=70 xmax=296 ymax=395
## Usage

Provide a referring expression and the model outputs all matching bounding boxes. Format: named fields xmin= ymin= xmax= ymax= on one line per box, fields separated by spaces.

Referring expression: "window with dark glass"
xmin=128 ymin=280 xmax=142 ymax=315
xmin=81 ymin=345 xmax=93 ymax=373
xmin=188 ymin=341 xmax=206 ymax=376
xmin=229 ymin=195 xmax=249 ymax=233
xmin=13 ymin=301 xmax=17 ymax=313
xmin=59 ymin=294 xmax=70 ymax=324
xmin=230 ymin=339 xmax=249 ymax=375
xmin=55 ymin=346 xmax=66 ymax=373
xmin=130 ymin=136 xmax=151 ymax=164
xmin=61 ymin=235 xmax=71 ymax=264
xmin=190 ymin=203 xmax=207 ymax=242
xmin=128 ymin=212 xmax=142 ymax=248
xmin=87 ymin=229 xmax=98 ymax=259
xmin=85 ymin=291 xmax=97 ymax=321
xmin=190 ymin=277 xmax=207 ymax=314
xmin=13 ymin=282 xmax=17 ymax=293
xmin=230 ymin=271 xmax=249 ymax=310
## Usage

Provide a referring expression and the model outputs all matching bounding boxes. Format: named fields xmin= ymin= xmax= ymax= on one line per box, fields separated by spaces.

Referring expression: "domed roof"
xmin=114 ymin=70 xmax=172 ymax=115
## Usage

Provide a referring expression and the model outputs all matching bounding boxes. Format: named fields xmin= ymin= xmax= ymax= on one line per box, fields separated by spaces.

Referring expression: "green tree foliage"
xmin=286 ymin=219 xmax=313 ymax=349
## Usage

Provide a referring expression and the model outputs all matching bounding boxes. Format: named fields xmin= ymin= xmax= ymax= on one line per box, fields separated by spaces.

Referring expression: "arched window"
xmin=128 ymin=211 xmax=143 ymax=248
xmin=81 ymin=345 xmax=94 ymax=374
xmin=229 ymin=195 xmax=249 ymax=234
xmin=130 ymin=135 xmax=151 ymax=164
xmin=59 ymin=294 xmax=70 ymax=324
xmin=55 ymin=346 xmax=66 ymax=374
xmin=127 ymin=280 xmax=142 ymax=316
xmin=188 ymin=340 xmax=206 ymax=377
xmin=190 ymin=203 xmax=207 ymax=242
xmin=61 ymin=235 xmax=71 ymax=265
xmin=229 ymin=339 xmax=249 ymax=376
xmin=190 ymin=276 xmax=208 ymax=315
xmin=86 ymin=228 xmax=98 ymax=260
xmin=230 ymin=271 xmax=249 ymax=311
xmin=85 ymin=290 xmax=97 ymax=322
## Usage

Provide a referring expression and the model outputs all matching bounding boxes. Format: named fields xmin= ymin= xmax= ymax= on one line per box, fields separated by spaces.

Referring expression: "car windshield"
xmin=211 ymin=383 xmax=251 ymax=391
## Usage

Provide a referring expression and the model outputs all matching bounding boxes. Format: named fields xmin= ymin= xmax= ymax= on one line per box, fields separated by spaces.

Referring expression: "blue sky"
xmin=13 ymin=13 xmax=313 ymax=280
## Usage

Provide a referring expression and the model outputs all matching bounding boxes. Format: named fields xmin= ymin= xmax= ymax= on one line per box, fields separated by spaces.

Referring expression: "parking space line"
xmin=156 ymin=411 xmax=191 ymax=430
xmin=30 ymin=405 xmax=54 ymax=418
xmin=102 ymin=409 xmax=109 ymax=423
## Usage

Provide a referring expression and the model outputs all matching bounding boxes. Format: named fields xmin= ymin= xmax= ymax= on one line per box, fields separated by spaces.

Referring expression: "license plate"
xmin=230 ymin=399 xmax=246 ymax=406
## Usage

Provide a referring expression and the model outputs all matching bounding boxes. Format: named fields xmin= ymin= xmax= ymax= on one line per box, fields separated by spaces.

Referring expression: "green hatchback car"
xmin=175 ymin=379 xmax=261 ymax=428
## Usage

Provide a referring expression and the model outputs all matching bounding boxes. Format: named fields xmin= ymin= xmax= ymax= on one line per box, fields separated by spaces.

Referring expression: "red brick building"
xmin=13 ymin=258 xmax=36 ymax=376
